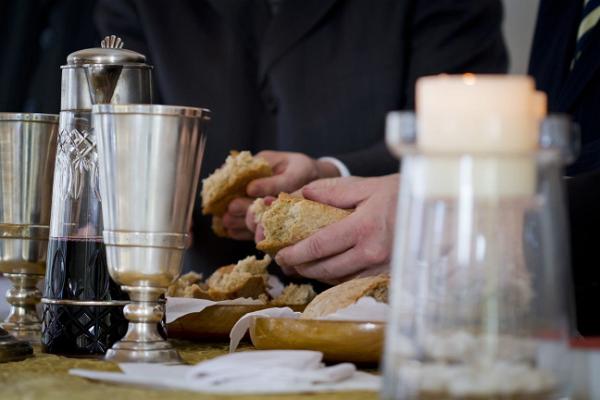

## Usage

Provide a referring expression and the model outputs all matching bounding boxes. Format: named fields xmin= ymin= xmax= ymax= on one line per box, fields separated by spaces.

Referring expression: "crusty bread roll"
xmin=256 ymin=193 xmax=351 ymax=255
xmin=201 ymin=151 xmax=272 ymax=235
xmin=249 ymin=197 xmax=268 ymax=225
xmin=166 ymin=271 xmax=206 ymax=297
xmin=206 ymin=255 xmax=271 ymax=301
xmin=271 ymin=284 xmax=317 ymax=306
xmin=301 ymin=275 xmax=389 ymax=319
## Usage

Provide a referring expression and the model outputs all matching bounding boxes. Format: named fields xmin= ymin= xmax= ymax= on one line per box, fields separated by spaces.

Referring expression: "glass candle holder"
xmin=382 ymin=112 xmax=574 ymax=399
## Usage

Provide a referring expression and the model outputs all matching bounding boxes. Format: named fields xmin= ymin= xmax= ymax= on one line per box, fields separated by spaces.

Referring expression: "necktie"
xmin=572 ymin=0 xmax=600 ymax=67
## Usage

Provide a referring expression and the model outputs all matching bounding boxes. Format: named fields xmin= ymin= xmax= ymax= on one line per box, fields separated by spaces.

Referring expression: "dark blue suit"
xmin=95 ymin=0 xmax=508 ymax=272
xmin=530 ymin=0 xmax=600 ymax=335
xmin=529 ymin=0 xmax=600 ymax=176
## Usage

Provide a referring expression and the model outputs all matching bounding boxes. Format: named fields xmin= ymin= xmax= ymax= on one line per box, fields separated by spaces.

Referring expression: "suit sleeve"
xmin=335 ymin=0 xmax=508 ymax=176
xmin=566 ymin=171 xmax=600 ymax=335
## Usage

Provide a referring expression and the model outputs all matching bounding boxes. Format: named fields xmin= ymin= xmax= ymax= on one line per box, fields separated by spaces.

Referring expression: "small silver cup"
xmin=0 ymin=113 xmax=58 ymax=343
xmin=93 ymin=104 xmax=209 ymax=363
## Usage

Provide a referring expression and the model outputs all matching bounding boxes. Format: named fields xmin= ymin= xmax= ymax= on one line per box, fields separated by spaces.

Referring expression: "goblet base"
xmin=1 ymin=272 xmax=44 ymax=344
xmin=105 ymin=338 xmax=181 ymax=364
xmin=105 ymin=286 xmax=180 ymax=364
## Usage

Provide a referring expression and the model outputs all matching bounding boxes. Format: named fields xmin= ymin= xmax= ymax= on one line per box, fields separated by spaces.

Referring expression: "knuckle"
xmin=307 ymin=237 xmax=326 ymax=259
xmin=362 ymin=242 xmax=390 ymax=265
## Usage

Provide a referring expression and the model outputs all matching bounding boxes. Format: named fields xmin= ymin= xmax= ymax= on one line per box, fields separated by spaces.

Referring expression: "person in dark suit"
xmin=529 ymin=0 xmax=600 ymax=176
xmin=94 ymin=0 xmax=508 ymax=273
xmin=0 ymin=0 xmax=99 ymax=113
xmin=529 ymin=0 xmax=600 ymax=336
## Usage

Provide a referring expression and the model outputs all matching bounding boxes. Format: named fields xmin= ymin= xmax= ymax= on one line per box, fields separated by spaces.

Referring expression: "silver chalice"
xmin=93 ymin=104 xmax=210 ymax=363
xmin=0 ymin=113 xmax=58 ymax=343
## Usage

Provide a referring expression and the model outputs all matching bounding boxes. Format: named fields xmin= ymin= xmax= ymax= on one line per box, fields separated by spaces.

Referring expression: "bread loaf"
xmin=206 ymin=255 xmax=271 ymax=300
xmin=201 ymin=151 xmax=272 ymax=236
xmin=271 ymin=284 xmax=317 ymax=306
xmin=256 ymin=193 xmax=351 ymax=255
xmin=301 ymin=275 xmax=389 ymax=319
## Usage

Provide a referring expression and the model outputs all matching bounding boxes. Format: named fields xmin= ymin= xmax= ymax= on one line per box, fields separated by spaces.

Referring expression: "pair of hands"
xmin=220 ymin=151 xmax=340 ymax=240
xmin=221 ymin=150 xmax=398 ymax=284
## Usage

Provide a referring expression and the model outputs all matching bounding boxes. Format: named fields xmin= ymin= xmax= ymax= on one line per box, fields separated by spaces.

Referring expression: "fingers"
xmin=246 ymin=207 xmax=258 ymax=233
xmin=222 ymin=213 xmax=248 ymax=230
xmin=247 ymin=174 xmax=292 ymax=197
xmin=227 ymin=229 xmax=254 ymax=241
xmin=255 ymin=223 xmax=265 ymax=243
xmin=302 ymin=175 xmax=399 ymax=209
xmin=228 ymin=197 xmax=253 ymax=216
xmin=280 ymin=265 xmax=301 ymax=277
xmin=301 ymin=177 xmax=369 ymax=208
xmin=275 ymin=216 xmax=358 ymax=268
xmin=291 ymin=248 xmax=381 ymax=284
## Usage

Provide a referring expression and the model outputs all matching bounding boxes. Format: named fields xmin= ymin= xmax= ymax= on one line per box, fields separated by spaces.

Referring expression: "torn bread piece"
xmin=167 ymin=271 xmax=205 ymax=297
xmin=201 ymin=151 xmax=272 ymax=231
xmin=271 ymin=284 xmax=317 ymax=306
xmin=256 ymin=193 xmax=351 ymax=255
xmin=249 ymin=197 xmax=268 ymax=225
xmin=301 ymin=274 xmax=389 ymax=319
xmin=207 ymin=255 xmax=272 ymax=301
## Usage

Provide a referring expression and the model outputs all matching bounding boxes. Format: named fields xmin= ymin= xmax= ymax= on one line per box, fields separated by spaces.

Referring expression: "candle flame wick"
xmin=463 ymin=73 xmax=476 ymax=85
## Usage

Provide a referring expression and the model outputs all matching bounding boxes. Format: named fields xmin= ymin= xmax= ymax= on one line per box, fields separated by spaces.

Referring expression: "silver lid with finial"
xmin=61 ymin=35 xmax=153 ymax=110
xmin=67 ymin=35 xmax=147 ymax=66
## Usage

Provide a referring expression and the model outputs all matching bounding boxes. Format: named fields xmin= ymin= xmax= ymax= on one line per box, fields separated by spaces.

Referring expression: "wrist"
xmin=316 ymin=159 xmax=342 ymax=179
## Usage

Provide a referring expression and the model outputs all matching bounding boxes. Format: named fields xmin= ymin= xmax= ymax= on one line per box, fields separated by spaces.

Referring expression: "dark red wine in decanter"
xmin=41 ymin=237 xmax=128 ymax=355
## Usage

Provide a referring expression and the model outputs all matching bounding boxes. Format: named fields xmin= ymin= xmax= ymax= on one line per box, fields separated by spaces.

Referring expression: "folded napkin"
xmin=69 ymin=350 xmax=380 ymax=394
xmin=229 ymin=297 xmax=388 ymax=352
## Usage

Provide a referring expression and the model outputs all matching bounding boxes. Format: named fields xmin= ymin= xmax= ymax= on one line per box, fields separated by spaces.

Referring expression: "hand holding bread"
xmin=201 ymin=150 xmax=396 ymax=284
xmin=274 ymin=175 xmax=398 ymax=284
xmin=202 ymin=150 xmax=340 ymax=240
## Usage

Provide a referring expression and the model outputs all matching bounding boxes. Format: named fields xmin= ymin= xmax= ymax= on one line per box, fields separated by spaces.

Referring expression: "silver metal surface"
xmin=0 ymin=113 xmax=58 ymax=343
xmin=40 ymin=298 xmax=129 ymax=306
xmin=94 ymin=104 xmax=209 ymax=363
xmin=61 ymin=35 xmax=152 ymax=111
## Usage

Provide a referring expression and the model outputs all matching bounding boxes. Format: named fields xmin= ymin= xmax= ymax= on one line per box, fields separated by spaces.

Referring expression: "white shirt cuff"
xmin=318 ymin=156 xmax=351 ymax=177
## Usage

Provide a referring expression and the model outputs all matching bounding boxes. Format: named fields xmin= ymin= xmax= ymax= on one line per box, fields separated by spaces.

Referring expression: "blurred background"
xmin=0 ymin=0 xmax=541 ymax=319
xmin=0 ymin=0 xmax=539 ymax=115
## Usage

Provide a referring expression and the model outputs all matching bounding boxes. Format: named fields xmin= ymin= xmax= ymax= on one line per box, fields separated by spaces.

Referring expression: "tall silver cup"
xmin=93 ymin=104 xmax=209 ymax=363
xmin=0 ymin=113 xmax=58 ymax=342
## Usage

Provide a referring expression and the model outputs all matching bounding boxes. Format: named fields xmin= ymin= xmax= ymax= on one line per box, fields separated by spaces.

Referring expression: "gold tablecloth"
xmin=0 ymin=341 xmax=378 ymax=400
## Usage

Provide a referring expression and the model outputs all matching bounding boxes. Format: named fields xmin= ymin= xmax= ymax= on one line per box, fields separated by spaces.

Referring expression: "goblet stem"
xmin=105 ymin=285 xmax=181 ymax=363
xmin=1 ymin=272 xmax=43 ymax=343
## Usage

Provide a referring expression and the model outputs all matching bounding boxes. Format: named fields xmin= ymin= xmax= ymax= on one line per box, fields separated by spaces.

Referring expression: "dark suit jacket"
xmin=530 ymin=0 xmax=600 ymax=335
xmin=529 ymin=0 xmax=600 ymax=176
xmin=0 ymin=0 xmax=99 ymax=113
xmin=95 ymin=0 xmax=508 ymax=272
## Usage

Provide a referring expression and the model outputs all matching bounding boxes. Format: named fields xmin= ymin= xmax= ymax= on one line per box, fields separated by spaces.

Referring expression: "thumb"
xmin=301 ymin=177 xmax=370 ymax=208
xmin=247 ymin=175 xmax=292 ymax=197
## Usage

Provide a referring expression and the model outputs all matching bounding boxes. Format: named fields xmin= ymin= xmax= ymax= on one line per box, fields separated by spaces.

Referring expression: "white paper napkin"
xmin=229 ymin=306 xmax=301 ymax=352
xmin=69 ymin=350 xmax=380 ymax=394
xmin=165 ymin=296 xmax=264 ymax=324
xmin=229 ymin=297 xmax=388 ymax=352
xmin=166 ymin=275 xmax=285 ymax=324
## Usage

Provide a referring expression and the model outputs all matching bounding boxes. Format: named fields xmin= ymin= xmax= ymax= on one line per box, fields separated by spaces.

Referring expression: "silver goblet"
xmin=93 ymin=104 xmax=209 ymax=363
xmin=0 ymin=113 xmax=58 ymax=343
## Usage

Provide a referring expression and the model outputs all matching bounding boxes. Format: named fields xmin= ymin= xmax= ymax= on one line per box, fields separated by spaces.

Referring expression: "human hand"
xmin=246 ymin=151 xmax=340 ymax=197
xmin=274 ymin=174 xmax=400 ymax=284
xmin=221 ymin=151 xmax=340 ymax=239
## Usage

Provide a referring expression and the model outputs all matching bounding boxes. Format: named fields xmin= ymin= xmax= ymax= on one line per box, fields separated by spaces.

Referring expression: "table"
xmin=0 ymin=341 xmax=378 ymax=400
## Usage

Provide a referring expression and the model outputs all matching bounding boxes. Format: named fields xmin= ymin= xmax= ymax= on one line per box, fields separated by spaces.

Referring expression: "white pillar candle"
xmin=414 ymin=74 xmax=544 ymax=198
